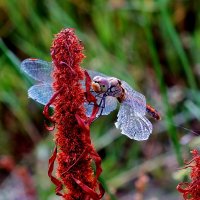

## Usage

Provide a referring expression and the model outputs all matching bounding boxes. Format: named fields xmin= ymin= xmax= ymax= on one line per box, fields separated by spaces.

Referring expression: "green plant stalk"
xmin=0 ymin=39 xmax=31 ymax=84
xmin=141 ymin=5 xmax=183 ymax=165
xmin=158 ymin=0 xmax=197 ymax=90
xmin=99 ymin=176 xmax=117 ymax=200
xmin=0 ymin=39 xmax=20 ymax=67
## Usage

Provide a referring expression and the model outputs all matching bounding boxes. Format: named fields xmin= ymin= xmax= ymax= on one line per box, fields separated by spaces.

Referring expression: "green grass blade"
xmin=140 ymin=1 xmax=183 ymax=165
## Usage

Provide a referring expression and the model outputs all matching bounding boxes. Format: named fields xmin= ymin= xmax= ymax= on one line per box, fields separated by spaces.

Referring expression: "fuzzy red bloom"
xmin=45 ymin=28 xmax=104 ymax=199
xmin=177 ymin=149 xmax=200 ymax=199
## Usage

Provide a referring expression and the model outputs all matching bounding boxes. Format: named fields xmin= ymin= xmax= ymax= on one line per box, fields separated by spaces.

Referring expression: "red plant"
xmin=43 ymin=28 xmax=104 ymax=199
xmin=177 ymin=149 xmax=200 ymax=199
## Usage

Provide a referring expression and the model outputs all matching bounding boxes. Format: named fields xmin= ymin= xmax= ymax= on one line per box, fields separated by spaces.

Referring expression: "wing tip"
xmin=121 ymin=130 xmax=151 ymax=141
xmin=115 ymin=121 xmax=152 ymax=141
xmin=21 ymin=58 xmax=34 ymax=73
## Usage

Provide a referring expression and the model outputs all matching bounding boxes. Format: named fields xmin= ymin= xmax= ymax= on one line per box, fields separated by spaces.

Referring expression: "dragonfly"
xmin=21 ymin=58 xmax=161 ymax=141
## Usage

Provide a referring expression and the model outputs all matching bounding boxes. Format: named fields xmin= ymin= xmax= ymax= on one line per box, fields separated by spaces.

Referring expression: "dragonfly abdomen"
xmin=146 ymin=104 xmax=161 ymax=120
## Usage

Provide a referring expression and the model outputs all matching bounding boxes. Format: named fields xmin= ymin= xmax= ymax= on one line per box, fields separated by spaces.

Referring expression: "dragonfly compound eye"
xmin=92 ymin=82 xmax=101 ymax=93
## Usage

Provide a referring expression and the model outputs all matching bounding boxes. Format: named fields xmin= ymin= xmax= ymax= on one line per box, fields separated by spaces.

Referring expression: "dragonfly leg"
xmin=93 ymin=93 xmax=103 ymax=98
xmin=93 ymin=94 xmax=106 ymax=120
xmin=85 ymin=92 xmax=107 ymax=122
xmin=99 ymin=96 xmax=106 ymax=116
xmin=88 ymin=93 xmax=103 ymax=106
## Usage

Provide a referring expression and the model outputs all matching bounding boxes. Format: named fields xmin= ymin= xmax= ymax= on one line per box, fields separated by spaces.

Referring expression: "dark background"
xmin=0 ymin=0 xmax=200 ymax=199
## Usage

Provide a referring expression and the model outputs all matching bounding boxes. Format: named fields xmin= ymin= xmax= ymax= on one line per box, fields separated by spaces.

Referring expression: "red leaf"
xmin=71 ymin=175 xmax=100 ymax=200
xmin=48 ymin=146 xmax=63 ymax=196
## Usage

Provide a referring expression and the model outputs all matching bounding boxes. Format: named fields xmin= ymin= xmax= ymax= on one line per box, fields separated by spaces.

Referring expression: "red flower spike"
xmin=71 ymin=175 xmax=100 ymax=200
xmin=177 ymin=149 xmax=200 ymax=199
xmin=75 ymin=114 xmax=89 ymax=132
xmin=61 ymin=147 xmax=88 ymax=176
xmin=43 ymin=87 xmax=64 ymax=131
xmin=48 ymin=28 xmax=104 ymax=199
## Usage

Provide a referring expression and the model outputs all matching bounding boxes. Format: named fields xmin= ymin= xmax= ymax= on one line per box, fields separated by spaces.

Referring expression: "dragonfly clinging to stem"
xmin=21 ymin=58 xmax=161 ymax=141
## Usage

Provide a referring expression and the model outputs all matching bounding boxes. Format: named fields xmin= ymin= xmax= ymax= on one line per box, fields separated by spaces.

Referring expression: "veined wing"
xmin=102 ymin=96 xmax=118 ymax=115
xmin=21 ymin=59 xmax=117 ymax=112
xmin=28 ymin=83 xmax=53 ymax=105
xmin=84 ymin=93 xmax=118 ymax=117
xmin=21 ymin=59 xmax=53 ymax=83
xmin=121 ymin=81 xmax=146 ymax=115
xmin=21 ymin=58 xmax=109 ymax=84
xmin=115 ymin=104 xmax=152 ymax=140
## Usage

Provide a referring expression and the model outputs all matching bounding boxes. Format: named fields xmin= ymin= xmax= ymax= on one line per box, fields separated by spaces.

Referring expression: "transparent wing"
xmin=28 ymin=83 xmax=54 ymax=105
xmin=102 ymin=96 xmax=118 ymax=115
xmin=87 ymin=70 xmax=109 ymax=79
xmin=84 ymin=94 xmax=118 ymax=117
xmin=115 ymin=104 xmax=152 ymax=140
xmin=21 ymin=58 xmax=53 ymax=83
xmin=122 ymin=81 xmax=146 ymax=115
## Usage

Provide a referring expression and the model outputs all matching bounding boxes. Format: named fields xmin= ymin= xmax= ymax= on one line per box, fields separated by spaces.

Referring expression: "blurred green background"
xmin=0 ymin=0 xmax=200 ymax=199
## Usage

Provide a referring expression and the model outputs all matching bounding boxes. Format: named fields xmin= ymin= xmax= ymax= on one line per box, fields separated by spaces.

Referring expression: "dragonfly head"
xmin=92 ymin=76 xmax=109 ymax=93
